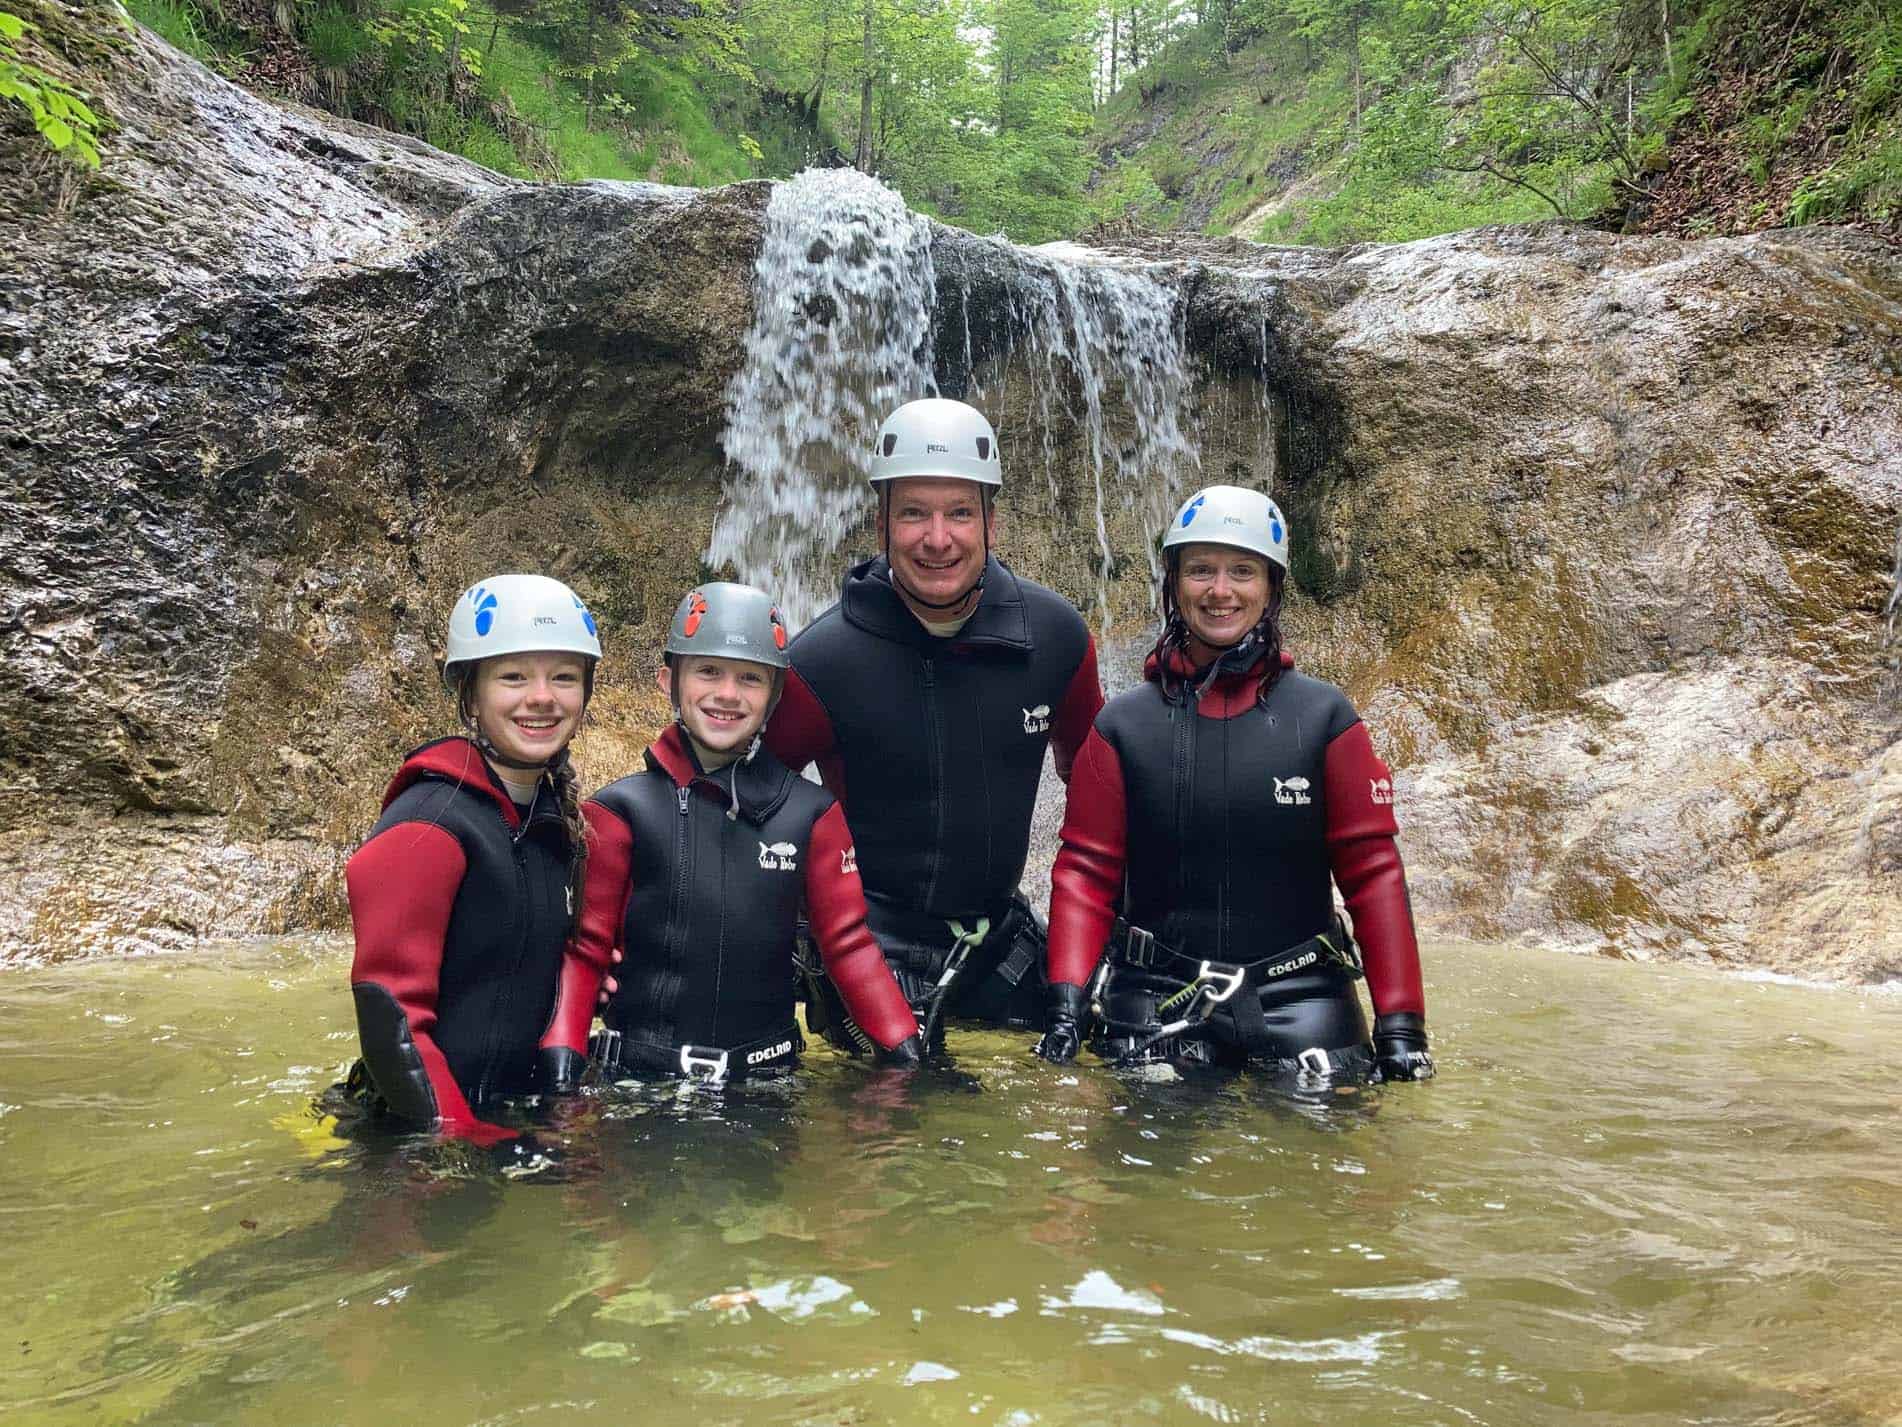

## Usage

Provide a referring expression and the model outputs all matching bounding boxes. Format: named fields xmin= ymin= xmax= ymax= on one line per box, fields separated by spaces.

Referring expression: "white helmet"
xmin=663 ymin=582 xmax=790 ymax=670
xmin=869 ymin=398 xmax=1003 ymax=487
xmin=1162 ymin=485 xmax=1290 ymax=571
xmin=443 ymin=574 xmax=602 ymax=688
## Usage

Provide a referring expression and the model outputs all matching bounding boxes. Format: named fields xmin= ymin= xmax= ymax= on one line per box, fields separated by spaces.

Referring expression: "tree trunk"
xmin=855 ymin=0 xmax=874 ymax=171
xmin=1350 ymin=12 xmax=1362 ymax=128
xmin=1111 ymin=9 xmax=1119 ymax=94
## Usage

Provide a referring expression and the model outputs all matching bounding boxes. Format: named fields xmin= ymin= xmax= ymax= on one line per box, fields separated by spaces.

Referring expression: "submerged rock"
xmin=2 ymin=21 xmax=1897 ymax=976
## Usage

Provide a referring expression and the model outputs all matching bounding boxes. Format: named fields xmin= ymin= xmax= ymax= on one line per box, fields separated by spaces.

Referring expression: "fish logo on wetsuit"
xmin=1273 ymin=775 xmax=1312 ymax=806
xmin=758 ymin=840 xmax=799 ymax=872
xmin=1370 ymin=776 xmax=1394 ymax=806
xmin=1022 ymin=704 xmax=1051 ymax=734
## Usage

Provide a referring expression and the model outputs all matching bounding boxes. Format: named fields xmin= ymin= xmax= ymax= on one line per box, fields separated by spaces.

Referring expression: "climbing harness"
xmin=589 ymin=1023 xmax=803 ymax=1084
xmin=1093 ymin=915 xmax=1364 ymax=1068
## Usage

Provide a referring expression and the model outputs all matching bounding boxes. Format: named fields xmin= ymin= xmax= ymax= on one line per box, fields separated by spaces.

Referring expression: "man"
xmin=766 ymin=398 xmax=1104 ymax=1047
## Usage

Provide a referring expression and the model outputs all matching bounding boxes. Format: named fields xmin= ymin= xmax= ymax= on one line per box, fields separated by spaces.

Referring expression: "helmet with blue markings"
xmin=1162 ymin=485 xmax=1289 ymax=571
xmin=442 ymin=574 xmax=601 ymax=689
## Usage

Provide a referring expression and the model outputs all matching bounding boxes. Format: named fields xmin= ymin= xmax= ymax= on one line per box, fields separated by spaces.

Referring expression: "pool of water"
xmin=3 ymin=940 xmax=1900 ymax=1426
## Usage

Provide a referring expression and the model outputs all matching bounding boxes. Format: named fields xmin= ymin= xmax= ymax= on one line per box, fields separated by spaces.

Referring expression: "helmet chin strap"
xmin=464 ymin=712 xmax=557 ymax=773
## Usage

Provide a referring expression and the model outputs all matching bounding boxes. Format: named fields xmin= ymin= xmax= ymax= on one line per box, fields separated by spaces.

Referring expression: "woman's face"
xmin=658 ymin=655 xmax=776 ymax=754
xmin=1175 ymin=542 xmax=1272 ymax=656
xmin=470 ymin=652 xmax=589 ymax=766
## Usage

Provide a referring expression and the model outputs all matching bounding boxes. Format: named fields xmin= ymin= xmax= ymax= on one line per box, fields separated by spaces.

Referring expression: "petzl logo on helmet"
xmin=1273 ymin=775 xmax=1312 ymax=806
xmin=471 ymin=587 xmax=499 ymax=637
xmin=758 ymin=840 xmax=798 ymax=872
xmin=1370 ymin=776 xmax=1394 ymax=806
xmin=683 ymin=591 xmax=709 ymax=637
xmin=1180 ymin=494 xmax=1206 ymax=528
xmin=1022 ymin=704 xmax=1050 ymax=734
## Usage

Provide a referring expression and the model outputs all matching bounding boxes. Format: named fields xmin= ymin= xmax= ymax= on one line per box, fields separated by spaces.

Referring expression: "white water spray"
xmin=714 ymin=172 xmax=1203 ymax=638
xmin=711 ymin=170 xmax=939 ymax=627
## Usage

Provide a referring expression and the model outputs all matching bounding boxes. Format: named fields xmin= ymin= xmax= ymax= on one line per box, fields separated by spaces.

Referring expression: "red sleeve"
xmin=1047 ymin=726 xmax=1126 ymax=987
xmin=805 ymin=803 xmax=919 ymax=1050
xmin=346 ymin=822 xmax=481 ymax=1133
xmin=765 ymin=666 xmax=836 ymax=769
xmin=541 ymin=800 xmax=633 ymax=1055
xmin=1323 ymin=721 xmax=1425 ymax=1017
xmin=1048 ymin=635 xmax=1105 ymax=782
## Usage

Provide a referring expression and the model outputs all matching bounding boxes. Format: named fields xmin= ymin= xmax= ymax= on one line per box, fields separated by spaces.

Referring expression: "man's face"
xmin=882 ymin=476 xmax=995 ymax=611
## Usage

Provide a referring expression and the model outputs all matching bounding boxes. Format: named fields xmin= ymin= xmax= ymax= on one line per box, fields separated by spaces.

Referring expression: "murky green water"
xmin=4 ymin=941 xmax=1901 ymax=1427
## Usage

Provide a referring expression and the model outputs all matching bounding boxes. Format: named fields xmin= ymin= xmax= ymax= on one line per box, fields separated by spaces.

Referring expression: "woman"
xmin=539 ymin=582 xmax=923 ymax=1083
xmin=1037 ymin=486 xmax=1433 ymax=1082
xmin=345 ymin=574 xmax=599 ymax=1135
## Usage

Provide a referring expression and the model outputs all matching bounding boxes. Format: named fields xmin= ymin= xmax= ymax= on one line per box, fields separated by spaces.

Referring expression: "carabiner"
xmin=679 ymin=1045 xmax=730 ymax=1082
xmin=1193 ymin=960 xmax=1246 ymax=1014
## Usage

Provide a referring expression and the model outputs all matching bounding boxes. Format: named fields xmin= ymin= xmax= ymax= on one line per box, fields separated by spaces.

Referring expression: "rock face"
xmin=2 ymin=22 xmax=1898 ymax=977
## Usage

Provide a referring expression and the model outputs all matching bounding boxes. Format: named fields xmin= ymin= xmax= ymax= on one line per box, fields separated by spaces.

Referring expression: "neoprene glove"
xmin=1034 ymin=981 xmax=1090 ymax=1065
xmin=1372 ymin=1011 xmax=1435 ymax=1082
xmin=537 ymin=1045 xmax=588 ymax=1095
xmin=878 ymin=1034 xmax=926 ymax=1068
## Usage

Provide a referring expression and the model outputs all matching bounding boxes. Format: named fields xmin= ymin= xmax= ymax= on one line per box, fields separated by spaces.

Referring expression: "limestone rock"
xmin=3 ymin=22 xmax=1898 ymax=979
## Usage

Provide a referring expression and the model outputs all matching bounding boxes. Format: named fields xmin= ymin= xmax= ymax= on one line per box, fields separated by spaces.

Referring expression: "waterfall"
xmin=713 ymin=172 xmax=1204 ymax=636
xmin=710 ymin=169 xmax=940 ymax=628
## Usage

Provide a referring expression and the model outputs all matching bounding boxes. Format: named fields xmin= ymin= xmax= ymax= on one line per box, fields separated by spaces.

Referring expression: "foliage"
xmin=0 ymin=7 xmax=105 ymax=166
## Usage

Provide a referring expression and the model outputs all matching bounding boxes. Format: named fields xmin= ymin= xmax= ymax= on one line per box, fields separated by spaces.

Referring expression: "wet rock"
xmin=3 ymin=24 xmax=1898 ymax=978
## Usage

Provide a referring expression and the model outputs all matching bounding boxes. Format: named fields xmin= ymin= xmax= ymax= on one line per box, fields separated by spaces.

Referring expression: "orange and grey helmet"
xmin=663 ymin=582 xmax=790 ymax=670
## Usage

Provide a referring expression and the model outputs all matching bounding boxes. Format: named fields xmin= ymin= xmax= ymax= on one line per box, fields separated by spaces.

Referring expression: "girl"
xmin=346 ymin=574 xmax=599 ymax=1134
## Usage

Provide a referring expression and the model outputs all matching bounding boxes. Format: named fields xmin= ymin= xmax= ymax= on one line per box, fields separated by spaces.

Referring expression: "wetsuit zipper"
xmin=478 ymin=783 xmax=537 ymax=1105
xmin=1171 ymin=691 xmax=1198 ymax=958
xmin=663 ymin=784 xmax=692 ymax=1040
xmin=920 ymin=655 xmax=943 ymax=914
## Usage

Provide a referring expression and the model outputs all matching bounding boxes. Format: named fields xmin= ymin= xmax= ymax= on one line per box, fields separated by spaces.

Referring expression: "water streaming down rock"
xmin=958 ymin=239 xmax=1203 ymax=640
xmin=710 ymin=170 xmax=940 ymax=626
xmin=713 ymin=172 xmax=1203 ymax=634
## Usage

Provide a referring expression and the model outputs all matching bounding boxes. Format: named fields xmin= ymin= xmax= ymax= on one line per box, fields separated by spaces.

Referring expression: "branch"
xmin=1441 ymin=156 xmax=1570 ymax=219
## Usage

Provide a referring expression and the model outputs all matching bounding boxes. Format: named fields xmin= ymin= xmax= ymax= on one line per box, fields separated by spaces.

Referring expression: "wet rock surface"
xmin=3 ymin=25 xmax=1898 ymax=976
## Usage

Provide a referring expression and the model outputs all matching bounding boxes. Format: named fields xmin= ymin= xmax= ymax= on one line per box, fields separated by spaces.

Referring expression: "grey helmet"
xmin=663 ymin=582 xmax=790 ymax=669
xmin=869 ymin=398 xmax=1003 ymax=487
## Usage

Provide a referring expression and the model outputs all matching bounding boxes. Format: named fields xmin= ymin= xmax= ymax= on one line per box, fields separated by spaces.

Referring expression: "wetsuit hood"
xmin=380 ymin=736 xmax=533 ymax=829
xmin=841 ymin=555 xmax=1036 ymax=652
xmin=645 ymin=724 xmax=796 ymax=826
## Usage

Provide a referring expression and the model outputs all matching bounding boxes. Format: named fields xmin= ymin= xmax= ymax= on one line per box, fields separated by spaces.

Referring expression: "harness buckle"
xmin=591 ymin=1028 xmax=624 ymax=1076
xmin=1123 ymin=924 xmax=1157 ymax=969
xmin=1194 ymin=961 xmax=1245 ymax=1010
xmin=1296 ymin=1046 xmax=1332 ymax=1085
xmin=679 ymin=1045 xmax=730 ymax=1082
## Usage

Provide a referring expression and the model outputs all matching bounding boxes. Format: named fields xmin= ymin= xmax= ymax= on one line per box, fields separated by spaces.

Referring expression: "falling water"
xmin=1001 ymin=242 xmax=1201 ymax=636
xmin=713 ymin=172 xmax=1204 ymax=635
xmin=710 ymin=170 xmax=939 ymax=627
xmin=1886 ymin=515 xmax=1902 ymax=687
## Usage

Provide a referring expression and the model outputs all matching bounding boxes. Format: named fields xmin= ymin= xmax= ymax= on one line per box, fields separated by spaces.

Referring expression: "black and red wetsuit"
xmin=765 ymin=555 xmax=1103 ymax=1027
xmin=1048 ymin=647 xmax=1426 ymax=1067
xmin=541 ymin=725 xmax=917 ymax=1074
xmin=346 ymin=738 xmax=572 ymax=1134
